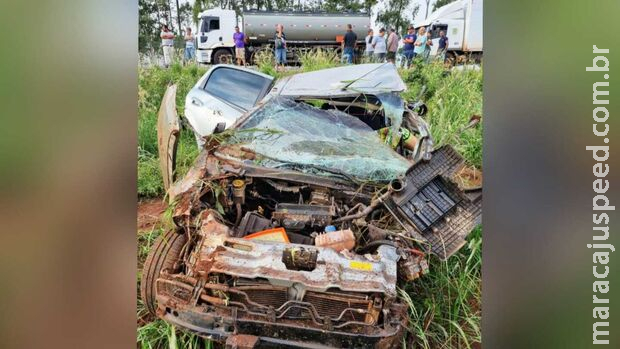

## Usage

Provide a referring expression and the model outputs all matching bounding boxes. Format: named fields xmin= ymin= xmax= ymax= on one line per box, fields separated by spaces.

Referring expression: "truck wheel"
xmin=140 ymin=229 xmax=188 ymax=316
xmin=446 ymin=52 xmax=457 ymax=66
xmin=213 ymin=49 xmax=232 ymax=64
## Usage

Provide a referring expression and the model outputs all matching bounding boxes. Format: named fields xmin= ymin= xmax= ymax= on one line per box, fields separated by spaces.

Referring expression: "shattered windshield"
xmin=234 ymin=97 xmax=411 ymax=182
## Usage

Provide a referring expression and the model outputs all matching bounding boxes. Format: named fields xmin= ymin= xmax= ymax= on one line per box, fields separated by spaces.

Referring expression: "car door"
xmin=184 ymin=66 xmax=274 ymax=146
xmin=157 ymin=84 xmax=180 ymax=190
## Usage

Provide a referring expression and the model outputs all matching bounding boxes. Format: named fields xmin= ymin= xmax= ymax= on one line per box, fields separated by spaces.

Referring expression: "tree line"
xmin=139 ymin=0 xmax=456 ymax=52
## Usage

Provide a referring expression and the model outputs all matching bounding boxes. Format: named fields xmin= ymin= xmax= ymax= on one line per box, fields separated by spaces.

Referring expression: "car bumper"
xmin=159 ymin=304 xmax=407 ymax=349
xmin=196 ymin=48 xmax=212 ymax=64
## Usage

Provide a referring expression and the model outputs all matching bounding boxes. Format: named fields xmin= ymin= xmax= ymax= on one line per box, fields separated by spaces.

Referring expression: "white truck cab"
xmin=418 ymin=0 xmax=482 ymax=60
xmin=196 ymin=9 xmax=239 ymax=64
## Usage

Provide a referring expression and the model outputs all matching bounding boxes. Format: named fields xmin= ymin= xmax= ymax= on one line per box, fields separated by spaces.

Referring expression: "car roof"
xmin=274 ymin=63 xmax=406 ymax=98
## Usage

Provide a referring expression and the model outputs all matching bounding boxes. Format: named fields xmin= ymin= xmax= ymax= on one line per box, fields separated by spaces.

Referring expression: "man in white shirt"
xmin=160 ymin=25 xmax=175 ymax=68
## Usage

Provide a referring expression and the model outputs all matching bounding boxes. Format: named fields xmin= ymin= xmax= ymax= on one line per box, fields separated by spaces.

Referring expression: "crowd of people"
xmin=362 ymin=25 xmax=448 ymax=67
xmin=158 ymin=22 xmax=448 ymax=69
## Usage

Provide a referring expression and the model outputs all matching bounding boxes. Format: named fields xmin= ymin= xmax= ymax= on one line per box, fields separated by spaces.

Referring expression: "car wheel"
xmin=140 ymin=229 xmax=188 ymax=316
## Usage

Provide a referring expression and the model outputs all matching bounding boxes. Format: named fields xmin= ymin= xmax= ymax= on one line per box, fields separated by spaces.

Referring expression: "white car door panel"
xmin=184 ymin=66 xmax=274 ymax=146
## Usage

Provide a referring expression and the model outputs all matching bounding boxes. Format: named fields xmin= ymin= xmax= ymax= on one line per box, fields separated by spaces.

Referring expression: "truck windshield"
xmin=200 ymin=16 xmax=220 ymax=33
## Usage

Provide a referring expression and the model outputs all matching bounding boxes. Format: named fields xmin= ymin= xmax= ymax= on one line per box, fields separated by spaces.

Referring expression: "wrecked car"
xmin=142 ymin=63 xmax=482 ymax=348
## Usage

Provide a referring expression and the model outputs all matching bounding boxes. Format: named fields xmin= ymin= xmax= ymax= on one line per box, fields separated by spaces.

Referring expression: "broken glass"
xmin=234 ymin=97 xmax=411 ymax=182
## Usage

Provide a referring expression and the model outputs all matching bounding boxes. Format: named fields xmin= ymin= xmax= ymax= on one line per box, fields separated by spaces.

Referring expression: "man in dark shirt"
xmin=402 ymin=25 xmax=417 ymax=68
xmin=437 ymin=30 xmax=449 ymax=62
xmin=342 ymin=24 xmax=357 ymax=64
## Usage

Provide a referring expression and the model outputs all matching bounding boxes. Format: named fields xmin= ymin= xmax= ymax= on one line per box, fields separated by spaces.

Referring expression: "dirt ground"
xmin=137 ymin=197 xmax=166 ymax=232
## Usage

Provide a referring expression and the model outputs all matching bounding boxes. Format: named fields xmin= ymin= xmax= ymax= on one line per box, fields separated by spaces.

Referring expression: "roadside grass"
xmin=137 ymin=55 xmax=482 ymax=348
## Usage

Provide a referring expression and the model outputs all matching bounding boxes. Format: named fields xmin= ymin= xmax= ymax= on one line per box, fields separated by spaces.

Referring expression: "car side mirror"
xmin=214 ymin=122 xmax=226 ymax=134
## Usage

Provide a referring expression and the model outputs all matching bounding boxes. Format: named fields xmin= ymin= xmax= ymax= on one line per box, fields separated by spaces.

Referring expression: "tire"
xmin=446 ymin=51 xmax=457 ymax=66
xmin=140 ymin=229 xmax=188 ymax=316
xmin=212 ymin=49 xmax=231 ymax=64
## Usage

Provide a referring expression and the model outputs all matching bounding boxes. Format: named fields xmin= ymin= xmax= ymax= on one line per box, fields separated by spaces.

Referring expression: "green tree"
xmin=377 ymin=0 xmax=419 ymax=34
xmin=139 ymin=0 xmax=157 ymax=51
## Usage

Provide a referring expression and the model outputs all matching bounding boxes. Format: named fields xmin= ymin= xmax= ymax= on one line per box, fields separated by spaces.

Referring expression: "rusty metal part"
xmin=195 ymin=235 xmax=399 ymax=296
xmin=333 ymin=192 xmax=390 ymax=224
xmin=309 ymin=189 xmax=331 ymax=205
xmin=264 ymin=179 xmax=306 ymax=193
xmin=214 ymin=151 xmax=363 ymax=192
xmin=226 ymin=335 xmax=260 ymax=349
xmin=272 ymin=203 xmax=335 ymax=230
xmin=282 ymin=247 xmax=318 ymax=271
xmin=232 ymin=179 xmax=246 ymax=204
xmin=398 ymin=251 xmax=429 ymax=282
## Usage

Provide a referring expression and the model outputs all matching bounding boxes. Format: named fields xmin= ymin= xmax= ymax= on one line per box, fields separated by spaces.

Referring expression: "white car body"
xmin=184 ymin=63 xmax=412 ymax=147
xmin=184 ymin=65 xmax=274 ymax=146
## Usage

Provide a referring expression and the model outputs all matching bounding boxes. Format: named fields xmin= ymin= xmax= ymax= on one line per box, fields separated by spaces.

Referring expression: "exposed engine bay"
xmin=146 ymin=143 xmax=479 ymax=348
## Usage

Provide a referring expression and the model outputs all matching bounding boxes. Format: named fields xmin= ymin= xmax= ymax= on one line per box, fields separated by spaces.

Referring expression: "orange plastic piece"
xmin=244 ymin=227 xmax=290 ymax=243
xmin=336 ymin=35 xmax=344 ymax=43
xmin=315 ymin=229 xmax=355 ymax=252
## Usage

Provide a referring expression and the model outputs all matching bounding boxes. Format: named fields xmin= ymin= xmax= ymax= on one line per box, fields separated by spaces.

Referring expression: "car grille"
xmin=228 ymin=283 xmax=373 ymax=323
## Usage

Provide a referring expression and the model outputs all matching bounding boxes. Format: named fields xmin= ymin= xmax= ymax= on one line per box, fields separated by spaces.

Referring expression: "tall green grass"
xmin=137 ymin=57 xmax=482 ymax=348
xmin=401 ymin=62 xmax=483 ymax=167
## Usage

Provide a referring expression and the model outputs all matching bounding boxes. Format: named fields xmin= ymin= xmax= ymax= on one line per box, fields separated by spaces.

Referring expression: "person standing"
xmin=402 ymin=26 xmax=416 ymax=68
xmin=413 ymin=26 xmax=427 ymax=63
xmin=233 ymin=26 xmax=246 ymax=66
xmin=372 ymin=28 xmax=387 ymax=62
xmin=423 ymin=31 xmax=433 ymax=62
xmin=386 ymin=28 xmax=399 ymax=64
xmin=364 ymin=29 xmax=374 ymax=60
xmin=274 ymin=24 xmax=287 ymax=72
xmin=437 ymin=30 xmax=449 ymax=62
xmin=160 ymin=24 xmax=175 ymax=68
xmin=341 ymin=24 xmax=357 ymax=64
xmin=184 ymin=27 xmax=195 ymax=64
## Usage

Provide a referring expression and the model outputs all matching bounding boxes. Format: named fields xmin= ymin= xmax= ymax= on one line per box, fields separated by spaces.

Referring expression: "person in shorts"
xmin=233 ymin=26 xmax=246 ymax=66
xmin=274 ymin=24 xmax=287 ymax=72
xmin=184 ymin=27 xmax=195 ymax=63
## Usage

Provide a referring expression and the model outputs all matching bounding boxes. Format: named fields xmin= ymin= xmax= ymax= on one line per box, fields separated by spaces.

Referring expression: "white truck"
xmin=418 ymin=0 xmax=482 ymax=63
xmin=195 ymin=9 xmax=370 ymax=65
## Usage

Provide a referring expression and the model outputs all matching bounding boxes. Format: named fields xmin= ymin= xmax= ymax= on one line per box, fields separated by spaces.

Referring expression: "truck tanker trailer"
xmin=196 ymin=9 xmax=370 ymax=65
